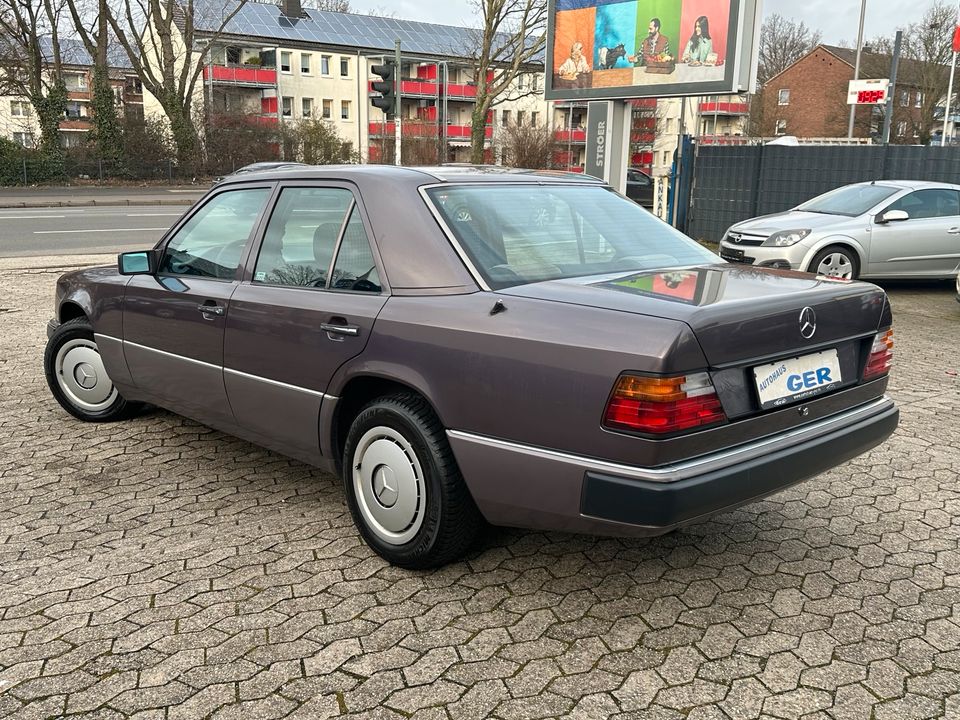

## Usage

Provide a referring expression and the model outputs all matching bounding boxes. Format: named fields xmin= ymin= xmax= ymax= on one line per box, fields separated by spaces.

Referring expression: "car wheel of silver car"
xmin=809 ymin=245 xmax=860 ymax=280
xmin=342 ymin=393 xmax=484 ymax=568
xmin=44 ymin=317 xmax=141 ymax=423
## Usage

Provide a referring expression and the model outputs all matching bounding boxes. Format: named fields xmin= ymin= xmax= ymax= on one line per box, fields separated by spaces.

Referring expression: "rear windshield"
xmin=425 ymin=184 xmax=718 ymax=289
xmin=797 ymin=184 xmax=899 ymax=216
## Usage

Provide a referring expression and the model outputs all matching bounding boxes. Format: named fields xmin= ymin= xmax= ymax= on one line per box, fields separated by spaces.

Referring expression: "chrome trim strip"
xmin=447 ymin=396 xmax=894 ymax=483
xmin=418 ymin=184 xmax=492 ymax=292
xmin=121 ymin=338 xmax=222 ymax=371
xmin=116 ymin=337 xmax=335 ymax=400
xmin=223 ymin=367 xmax=330 ymax=399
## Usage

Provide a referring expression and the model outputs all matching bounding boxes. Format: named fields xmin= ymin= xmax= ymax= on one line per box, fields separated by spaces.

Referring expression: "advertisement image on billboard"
xmin=546 ymin=0 xmax=760 ymax=100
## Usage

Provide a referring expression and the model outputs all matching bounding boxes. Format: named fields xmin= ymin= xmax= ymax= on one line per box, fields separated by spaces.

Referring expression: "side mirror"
xmin=118 ymin=250 xmax=158 ymax=275
xmin=877 ymin=209 xmax=909 ymax=224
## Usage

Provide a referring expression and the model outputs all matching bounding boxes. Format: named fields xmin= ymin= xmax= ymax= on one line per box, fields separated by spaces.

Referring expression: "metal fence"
xmin=687 ymin=144 xmax=960 ymax=242
xmin=0 ymin=155 xmax=196 ymax=186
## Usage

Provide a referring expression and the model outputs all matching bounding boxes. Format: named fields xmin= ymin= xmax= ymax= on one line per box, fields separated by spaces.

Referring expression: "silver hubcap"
xmin=352 ymin=426 xmax=425 ymax=546
xmin=816 ymin=253 xmax=854 ymax=279
xmin=54 ymin=338 xmax=117 ymax=412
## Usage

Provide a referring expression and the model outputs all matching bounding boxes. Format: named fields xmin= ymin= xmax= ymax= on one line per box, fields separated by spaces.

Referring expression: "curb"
xmin=0 ymin=198 xmax=197 ymax=209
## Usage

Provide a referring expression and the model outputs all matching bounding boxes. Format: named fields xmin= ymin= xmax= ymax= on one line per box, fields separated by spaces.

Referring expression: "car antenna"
xmin=490 ymin=299 xmax=507 ymax=315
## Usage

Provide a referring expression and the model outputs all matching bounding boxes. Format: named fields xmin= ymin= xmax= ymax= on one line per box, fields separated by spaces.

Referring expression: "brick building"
xmin=759 ymin=44 xmax=926 ymax=142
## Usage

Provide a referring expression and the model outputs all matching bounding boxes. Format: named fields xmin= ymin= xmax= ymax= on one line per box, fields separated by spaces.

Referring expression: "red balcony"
xmin=203 ymin=65 xmax=277 ymax=86
xmin=368 ymin=122 xmax=492 ymax=139
xmin=554 ymin=129 xmax=586 ymax=143
xmin=698 ymin=101 xmax=749 ymax=115
xmin=369 ymin=80 xmax=478 ymax=99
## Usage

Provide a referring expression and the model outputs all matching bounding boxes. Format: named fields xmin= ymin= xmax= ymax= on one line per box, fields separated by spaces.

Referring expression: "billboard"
xmin=545 ymin=0 xmax=762 ymax=100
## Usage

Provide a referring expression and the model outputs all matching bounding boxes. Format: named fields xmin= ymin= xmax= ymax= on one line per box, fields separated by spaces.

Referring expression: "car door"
xmin=869 ymin=188 xmax=960 ymax=276
xmin=123 ymin=184 xmax=273 ymax=425
xmin=223 ymin=184 xmax=388 ymax=462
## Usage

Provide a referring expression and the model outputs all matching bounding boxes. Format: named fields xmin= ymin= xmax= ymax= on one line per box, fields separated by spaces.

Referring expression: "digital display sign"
xmin=847 ymin=79 xmax=888 ymax=105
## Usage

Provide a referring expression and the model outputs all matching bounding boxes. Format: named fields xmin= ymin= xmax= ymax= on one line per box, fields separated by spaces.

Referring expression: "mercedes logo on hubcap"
xmin=73 ymin=363 xmax=97 ymax=389
xmin=372 ymin=465 xmax=399 ymax=508
xmin=799 ymin=307 xmax=817 ymax=340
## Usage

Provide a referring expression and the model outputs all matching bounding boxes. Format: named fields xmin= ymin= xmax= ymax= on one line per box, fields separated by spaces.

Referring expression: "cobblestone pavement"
xmin=1 ymin=256 xmax=959 ymax=720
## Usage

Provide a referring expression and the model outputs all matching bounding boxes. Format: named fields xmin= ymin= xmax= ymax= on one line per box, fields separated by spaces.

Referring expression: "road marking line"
xmin=0 ymin=215 xmax=67 ymax=219
xmin=126 ymin=213 xmax=183 ymax=217
xmin=166 ymin=189 xmax=203 ymax=193
xmin=33 ymin=227 xmax=169 ymax=234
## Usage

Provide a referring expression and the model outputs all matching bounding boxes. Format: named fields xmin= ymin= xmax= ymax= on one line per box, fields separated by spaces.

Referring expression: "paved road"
xmin=1 ymin=257 xmax=959 ymax=719
xmin=0 ymin=185 xmax=206 ymax=208
xmin=0 ymin=206 xmax=185 ymax=257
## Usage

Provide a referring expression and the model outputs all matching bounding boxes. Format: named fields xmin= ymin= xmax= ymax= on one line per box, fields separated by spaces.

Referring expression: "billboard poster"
xmin=545 ymin=0 xmax=760 ymax=100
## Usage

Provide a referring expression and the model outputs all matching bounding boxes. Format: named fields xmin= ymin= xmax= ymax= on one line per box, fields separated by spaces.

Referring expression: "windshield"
xmin=426 ymin=184 xmax=719 ymax=289
xmin=797 ymin=184 xmax=900 ymax=217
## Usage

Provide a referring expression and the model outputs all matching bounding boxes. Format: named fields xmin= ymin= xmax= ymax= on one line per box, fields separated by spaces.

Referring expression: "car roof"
xmin=852 ymin=179 xmax=960 ymax=191
xmin=216 ymin=164 xmax=606 ymax=187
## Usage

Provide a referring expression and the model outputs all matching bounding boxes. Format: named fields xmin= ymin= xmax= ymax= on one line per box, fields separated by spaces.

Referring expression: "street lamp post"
xmin=847 ymin=0 xmax=868 ymax=138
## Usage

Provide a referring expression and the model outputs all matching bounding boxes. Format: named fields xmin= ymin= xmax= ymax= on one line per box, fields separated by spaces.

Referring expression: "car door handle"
xmin=320 ymin=322 xmax=359 ymax=337
xmin=948 ymin=227 xmax=960 ymax=234
xmin=197 ymin=303 xmax=224 ymax=316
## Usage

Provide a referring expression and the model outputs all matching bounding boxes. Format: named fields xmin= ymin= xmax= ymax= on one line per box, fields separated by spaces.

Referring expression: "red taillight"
xmin=603 ymin=372 xmax=727 ymax=434
xmin=863 ymin=329 xmax=894 ymax=380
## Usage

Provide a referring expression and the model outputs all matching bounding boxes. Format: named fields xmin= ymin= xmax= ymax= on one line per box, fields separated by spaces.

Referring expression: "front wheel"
xmin=342 ymin=393 xmax=483 ymax=568
xmin=44 ymin=317 xmax=141 ymax=422
xmin=808 ymin=245 xmax=860 ymax=280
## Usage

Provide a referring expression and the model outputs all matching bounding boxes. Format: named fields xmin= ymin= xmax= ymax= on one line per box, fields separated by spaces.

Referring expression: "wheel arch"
xmin=328 ymin=372 xmax=447 ymax=474
xmin=59 ymin=301 xmax=88 ymax=324
xmin=800 ymin=236 xmax=866 ymax=273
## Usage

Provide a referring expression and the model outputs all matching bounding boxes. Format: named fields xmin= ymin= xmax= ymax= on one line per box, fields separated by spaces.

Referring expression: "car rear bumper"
xmin=448 ymin=396 xmax=898 ymax=537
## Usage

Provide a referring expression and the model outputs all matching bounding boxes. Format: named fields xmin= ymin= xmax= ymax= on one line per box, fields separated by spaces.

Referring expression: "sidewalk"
xmin=0 ymin=185 xmax=206 ymax=208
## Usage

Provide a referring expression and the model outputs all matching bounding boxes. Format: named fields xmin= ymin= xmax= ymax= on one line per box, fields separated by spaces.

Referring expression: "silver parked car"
xmin=719 ymin=180 xmax=960 ymax=280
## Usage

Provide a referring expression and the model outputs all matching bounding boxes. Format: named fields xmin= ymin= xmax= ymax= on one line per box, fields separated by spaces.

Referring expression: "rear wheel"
xmin=342 ymin=393 xmax=483 ymax=568
xmin=809 ymin=245 xmax=860 ymax=280
xmin=44 ymin=317 xmax=141 ymax=422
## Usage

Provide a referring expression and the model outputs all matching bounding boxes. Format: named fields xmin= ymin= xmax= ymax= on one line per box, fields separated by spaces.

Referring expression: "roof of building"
xmin=39 ymin=36 xmax=133 ymax=70
xmin=194 ymin=0 xmax=540 ymax=62
xmin=812 ymin=44 xmax=926 ymax=87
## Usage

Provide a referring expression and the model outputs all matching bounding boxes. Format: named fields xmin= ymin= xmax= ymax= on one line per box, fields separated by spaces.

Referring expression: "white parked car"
xmin=719 ymin=180 xmax=960 ymax=280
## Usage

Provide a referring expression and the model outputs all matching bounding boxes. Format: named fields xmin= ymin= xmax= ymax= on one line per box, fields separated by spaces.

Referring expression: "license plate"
xmin=753 ymin=350 xmax=841 ymax=409
xmin=720 ymin=247 xmax=745 ymax=262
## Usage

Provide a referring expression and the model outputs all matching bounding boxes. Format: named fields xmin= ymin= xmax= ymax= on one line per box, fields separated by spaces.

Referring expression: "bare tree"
xmin=463 ymin=0 xmax=547 ymax=163
xmin=307 ymin=0 xmax=350 ymax=11
xmin=64 ymin=0 xmax=124 ymax=161
xmin=870 ymin=1 xmax=957 ymax=144
xmin=98 ymin=0 xmax=249 ymax=172
xmin=0 ymin=0 xmax=68 ymax=157
xmin=757 ymin=14 xmax=822 ymax=86
xmin=498 ymin=120 xmax=556 ymax=168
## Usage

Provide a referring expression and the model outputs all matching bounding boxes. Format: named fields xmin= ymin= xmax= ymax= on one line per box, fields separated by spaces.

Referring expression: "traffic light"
xmin=370 ymin=60 xmax=396 ymax=116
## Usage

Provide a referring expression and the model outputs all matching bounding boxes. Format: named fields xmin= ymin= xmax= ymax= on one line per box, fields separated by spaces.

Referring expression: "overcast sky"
xmin=349 ymin=0 xmax=922 ymax=46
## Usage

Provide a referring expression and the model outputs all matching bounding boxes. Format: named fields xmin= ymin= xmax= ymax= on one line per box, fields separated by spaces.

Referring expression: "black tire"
xmin=342 ymin=393 xmax=484 ymax=568
xmin=808 ymin=245 xmax=860 ymax=280
xmin=44 ymin=317 xmax=141 ymax=422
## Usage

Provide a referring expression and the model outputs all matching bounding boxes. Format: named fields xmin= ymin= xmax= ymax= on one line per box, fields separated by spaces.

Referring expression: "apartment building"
xmin=0 ymin=39 xmax=143 ymax=149
xmin=182 ymin=0 xmax=549 ymax=163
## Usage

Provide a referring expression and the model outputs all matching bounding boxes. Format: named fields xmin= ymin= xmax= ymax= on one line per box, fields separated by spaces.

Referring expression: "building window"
xmin=64 ymin=101 xmax=83 ymax=119
xmin=10 ymin=100 xmax=30 ymax=116
xmin=280 ymin=52 xmax=291 ymax=73
xmin=300 ymin=53 xmax=311 ymax=74
xmin=531 ymin=111 xmax=539 ymax=127
xmin=302 ymin=97 xmax=313 ymax=118
xmin=282 ymin=96 xmax=293 ymax=117
xmin=322 ymin=99 xmax=332 ymax=119
xmin=775 ymin=119 xmax=787 ymax=135
xmin=501 ymin=109 xmax=510 ymax=126
xmin=533 ymin=75 xmax=541 ymax=92
xmin=340 ymin=58 xmax=350 ymax=77
xmin=12 ymin=131 xmax=33 ymax=147
xmin=518 ymin=74 xmax=527 ymax=90
xmin=517 ymin=110 xmax=526 ymax=126
xmin=915 ymin=92 xmax=923 ymax=108
xmin=341 ymin=100 xmax=351 ymax=120
xmin=777 ymin=89 xmax=789 ymax=105
xmin=321 ymin=55 xmax=331 ymax=75
xmin=897 ymin=120 xmax=906 ymax=137
xmin=64 ymin=73 xmax=87 ymax=92
xmin=900 ymin=90 xmax=909 ymax=107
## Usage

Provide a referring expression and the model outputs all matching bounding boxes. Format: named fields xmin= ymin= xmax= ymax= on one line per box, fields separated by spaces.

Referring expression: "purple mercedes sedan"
xmin=44 ymin=166 xmax=899 ymax=568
